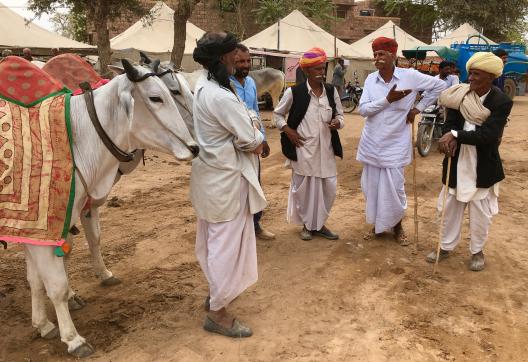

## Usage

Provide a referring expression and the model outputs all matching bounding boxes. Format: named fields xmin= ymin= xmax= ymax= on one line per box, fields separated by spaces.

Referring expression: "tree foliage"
xmin=254 ymin=0 xmax=335 ymax=29
xmin=28 ymin=0 xmax=148 ymax=75
xmin=377 ymin=0 xmax=528 ymax=43
xmin=49 ymin=9 xmax=87 ymax=42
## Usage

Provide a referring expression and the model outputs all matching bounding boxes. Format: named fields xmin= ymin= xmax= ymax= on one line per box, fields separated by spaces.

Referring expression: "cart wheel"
xmin=504 ymin=79 xmax=516 ymax=100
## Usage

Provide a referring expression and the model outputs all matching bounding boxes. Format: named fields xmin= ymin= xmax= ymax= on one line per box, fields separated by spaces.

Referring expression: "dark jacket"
xmin=441 ymin=86 xmax=513 ymax=188
xmin=280 ymin=81 xmax=343 ymax=161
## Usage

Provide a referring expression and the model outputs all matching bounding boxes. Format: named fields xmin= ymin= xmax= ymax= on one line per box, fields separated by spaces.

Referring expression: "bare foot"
xmin=394 ymin=223 xmax=410 ymax=246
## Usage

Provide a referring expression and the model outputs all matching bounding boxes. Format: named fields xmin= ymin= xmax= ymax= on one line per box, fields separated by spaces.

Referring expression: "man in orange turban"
xmin=274 ymin=47 xmax=344 ymax=241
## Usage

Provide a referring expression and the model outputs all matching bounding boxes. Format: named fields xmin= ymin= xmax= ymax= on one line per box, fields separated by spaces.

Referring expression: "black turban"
xmin=193 ymin=32 xmax=239 ymax=90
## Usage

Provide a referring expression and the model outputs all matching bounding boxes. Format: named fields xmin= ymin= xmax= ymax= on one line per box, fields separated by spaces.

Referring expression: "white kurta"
xmin=439 ymin=92 xmax=499 ymax=254
xmin=191 ymin=71 xmax=266 ymax=222
xmin=274 ymin=82 xmax=344 ymax=230
xmin=191 ymin=72 xmax=265 ymax=311
xmin=195 ymin=178 xmax=257 ymax=311
xmin=357 ymin=67 xmax=446 ymax=232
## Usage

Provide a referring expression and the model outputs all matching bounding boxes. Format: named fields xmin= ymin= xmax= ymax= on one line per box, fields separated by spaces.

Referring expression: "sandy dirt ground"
xmin=1 ymin=96 xmax=528 ymax=362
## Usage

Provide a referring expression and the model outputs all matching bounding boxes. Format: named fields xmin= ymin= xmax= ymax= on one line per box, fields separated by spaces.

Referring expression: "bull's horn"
xmin=122 ymin=59 xmax=140 ymax=82
xmin=140 ymin=51 xmax=152 ymax=64
xmin=152 ymin=59 xmax=161 ymax=73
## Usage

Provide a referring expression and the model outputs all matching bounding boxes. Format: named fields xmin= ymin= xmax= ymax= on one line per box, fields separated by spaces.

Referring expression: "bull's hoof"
xmin=101 ymin=276 xmax=122 ymax=287
xmin=70 ymin=343 xmax=95 ymax=358
xmin=68 ymin=294 xmax=87 ymax=311
xmin=41 ymin=326 xmax=60 ymax=340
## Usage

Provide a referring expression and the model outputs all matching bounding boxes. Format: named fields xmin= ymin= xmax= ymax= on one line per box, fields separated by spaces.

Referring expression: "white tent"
xmin=349 ymin=20 xmax=427 ymax=58
xmin=242 ymin=10 xmax=363 ymax=58
xmin=0 ymin=1 xmax=94 ymax=50
xmin=431 ymin=23 xmax=497 ymax=47
xmin=110 ymin=1 xmax=205 ymax=70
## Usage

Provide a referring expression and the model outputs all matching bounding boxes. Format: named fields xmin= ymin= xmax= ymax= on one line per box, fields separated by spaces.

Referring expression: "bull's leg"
xmin=25 ymin=244 xmax=94 ymax=358
xmin=81 ymin=207 xmax=121 ymax=286
xmin=25 ymin=248 xmax=59 ymax=339
xmin=61 ymin=235 xmax=87 ymax=311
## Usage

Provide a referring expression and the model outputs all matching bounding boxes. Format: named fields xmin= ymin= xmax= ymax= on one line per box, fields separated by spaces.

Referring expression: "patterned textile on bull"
xmin=42 ymin=53 xmax=108 ymax=95
xmin=0 ymin=56 xmax=75 ymax=247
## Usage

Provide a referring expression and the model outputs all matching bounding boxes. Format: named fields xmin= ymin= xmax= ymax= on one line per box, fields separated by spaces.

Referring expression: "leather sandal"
xmin=203 ymin=316 xmax=253 ymax=338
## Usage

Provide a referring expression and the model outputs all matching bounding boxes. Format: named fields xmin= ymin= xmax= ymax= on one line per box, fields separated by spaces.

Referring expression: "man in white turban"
xmin=426 ymin=52 xmax=513 ymax=271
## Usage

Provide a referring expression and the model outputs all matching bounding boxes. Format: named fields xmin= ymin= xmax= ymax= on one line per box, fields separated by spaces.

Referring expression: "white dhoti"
xmin=195 ymin=178 xmax=257 ymax=311
xmin=438 ymin=186 xmax=499 ymax=254
xmin=361 ymin=164 xmax=407 ymax=234
xmin=287 ymin=173 xmax=337 ymax=231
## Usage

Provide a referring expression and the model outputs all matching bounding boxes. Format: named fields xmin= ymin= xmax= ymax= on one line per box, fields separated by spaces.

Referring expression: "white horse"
xmin=73 ymin=56 xmax=195 ymax=296
xmin=23 ymin=59 xmax=198 ymax=358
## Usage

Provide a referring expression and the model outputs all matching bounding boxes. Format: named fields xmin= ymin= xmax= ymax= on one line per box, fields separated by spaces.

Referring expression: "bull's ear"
xmin=152 ymin=59 xmax=161 ymax=73
xmin=140 ymin=51 xmax=151 ymax=64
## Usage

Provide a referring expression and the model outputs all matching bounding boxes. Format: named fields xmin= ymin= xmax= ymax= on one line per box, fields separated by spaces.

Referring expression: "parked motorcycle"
xmin=341 ymin=72 xmax=363 ymax=113
xmin=416 ymin=103 xmax=444 ymax=157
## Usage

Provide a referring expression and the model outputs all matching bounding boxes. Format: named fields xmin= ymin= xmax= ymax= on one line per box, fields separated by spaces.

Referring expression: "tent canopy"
xmin=349 ymin=20 xmax=427 ymax=58
xmin=110 ymin=1 xmax=205 ymax=55
xmin=242 ymin=10 xmax=362 ymax=58
xmin=431 ymin=23 xmax=497 ymax=47
xmin=0 ymin=1 xmax=94 ymax=49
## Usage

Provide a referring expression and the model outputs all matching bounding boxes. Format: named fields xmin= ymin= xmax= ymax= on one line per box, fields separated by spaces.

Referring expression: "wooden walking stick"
xmin=434 ymin=156 xmax=452 ymax=274
xmin=412 ymin=121 xmax=419 ymax=248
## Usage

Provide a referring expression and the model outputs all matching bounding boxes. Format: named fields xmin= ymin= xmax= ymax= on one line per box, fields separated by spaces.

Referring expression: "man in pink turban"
xmin=274 ymin=48 xmax=344 ymax=240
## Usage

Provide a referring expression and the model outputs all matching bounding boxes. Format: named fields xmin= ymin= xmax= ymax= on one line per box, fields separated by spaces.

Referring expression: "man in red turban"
xmin=371 ymin=37 xmax=398 ymax=55
xmin=356 ymin=37 xmax=446 ymax=245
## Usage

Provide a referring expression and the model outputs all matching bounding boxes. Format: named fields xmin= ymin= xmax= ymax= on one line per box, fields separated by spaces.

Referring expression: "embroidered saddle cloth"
xmin=0 ymin=56 xmax=74 ymax=246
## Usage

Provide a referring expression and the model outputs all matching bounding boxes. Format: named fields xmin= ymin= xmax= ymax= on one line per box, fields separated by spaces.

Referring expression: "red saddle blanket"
xmin=0 ymin=56 xmax=64 ymax=106
xmin=0 ymin=56 xmax=74 ymax=247
xmin=43 ymin=53 xmax=106 ymax=94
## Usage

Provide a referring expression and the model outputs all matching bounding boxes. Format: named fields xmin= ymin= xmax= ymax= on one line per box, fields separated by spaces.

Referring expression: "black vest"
xmin=280 ymin=82 xmax=343 ymax=161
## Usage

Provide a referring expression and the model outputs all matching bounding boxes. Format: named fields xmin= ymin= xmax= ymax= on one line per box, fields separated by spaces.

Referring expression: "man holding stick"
xmin=427 ymin=52 xmax=513 ymax=271
xmin=357 ymin=37 xmax=445 ymax=245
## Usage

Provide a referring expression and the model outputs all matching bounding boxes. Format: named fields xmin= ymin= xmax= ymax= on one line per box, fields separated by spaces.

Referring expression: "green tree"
xmin=377 ymin=0 xmax=528 ymax=43
xmin=28 ymin=0 xmax=148 ymax=75
xmin=253 ymin=0 xmax=335 ymax=29
xmin=49 ymin=9 xmax=87 ymax=42
xmin=217 ymin=0 xmax=248 ymax=39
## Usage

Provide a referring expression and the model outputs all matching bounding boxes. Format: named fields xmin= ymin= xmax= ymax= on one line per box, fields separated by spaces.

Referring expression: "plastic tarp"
xmin=348 ymin=20 xmax=427 ymax=58
xmin=241 ymin=10 xmax=363 ymax=58
xmin=431 ymin=23 xmax=497 ymax=47
xmin=0 ymin=1 xmax=94 ymax=49
xmin=110 ymin=1 xmax=205 ymax=55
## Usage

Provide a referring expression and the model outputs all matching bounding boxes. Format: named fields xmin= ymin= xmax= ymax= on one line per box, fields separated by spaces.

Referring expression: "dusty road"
xmin=1 ymin=96 xmax=527 ymax=362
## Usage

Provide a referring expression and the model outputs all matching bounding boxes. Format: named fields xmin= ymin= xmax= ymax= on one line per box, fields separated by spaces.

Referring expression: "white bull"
xmin=76 ymin=56 xmax=196 ymax=292
xmin=249 ymin=68 xmax=285 ymax=108
xmin=181 ymin=67 xmax=285 ymax=109
xmin=23 ymin=60 xmax=198 ymax=358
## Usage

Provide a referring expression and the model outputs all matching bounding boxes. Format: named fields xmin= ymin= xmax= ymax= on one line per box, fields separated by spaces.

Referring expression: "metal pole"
xmin=334 ymin=6 xmax=337 ymax=58
xmin=277 ymin=19 xmax=280 ymax=50
xmin=393 ymin=23 xmax=396 ymax=39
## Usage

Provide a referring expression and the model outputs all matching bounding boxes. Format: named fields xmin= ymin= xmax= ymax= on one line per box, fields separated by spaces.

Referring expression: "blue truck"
xmin=403 ymin=35 xmax=528 ymax=99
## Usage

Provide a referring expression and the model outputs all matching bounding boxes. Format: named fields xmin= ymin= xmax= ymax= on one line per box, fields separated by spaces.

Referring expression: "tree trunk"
xmin=171 ymin=0 xmax=197 ymax=68
xmin=92 ymin=1 xmax=112 ymax=77
xmin=234 ymin=1 xmax=245 ymax=39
